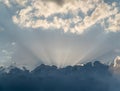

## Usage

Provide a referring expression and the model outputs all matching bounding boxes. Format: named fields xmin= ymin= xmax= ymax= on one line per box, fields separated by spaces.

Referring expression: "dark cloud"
xmin=42 ymin=0 xmax=65 ymax=5
xmin=0 ymin=61 xmax=119 ymax=91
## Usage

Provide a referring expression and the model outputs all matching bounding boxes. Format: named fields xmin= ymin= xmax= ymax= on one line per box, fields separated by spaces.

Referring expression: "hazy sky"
xmin=0 ymin=0 xmax=120 ymax=69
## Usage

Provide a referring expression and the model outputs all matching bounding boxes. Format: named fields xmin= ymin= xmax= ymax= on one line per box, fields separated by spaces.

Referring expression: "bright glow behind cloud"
xmin=0 ymin=0 xmax=120 ymax=69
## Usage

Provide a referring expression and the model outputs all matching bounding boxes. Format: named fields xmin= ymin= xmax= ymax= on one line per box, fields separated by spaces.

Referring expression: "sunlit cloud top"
xmin=1 ymin=0 xmax=120 ymax=34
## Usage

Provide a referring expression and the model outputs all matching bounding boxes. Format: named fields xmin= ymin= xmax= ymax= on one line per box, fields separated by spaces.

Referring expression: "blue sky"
xmin=0 ymin=0 xmax=120 ymax=69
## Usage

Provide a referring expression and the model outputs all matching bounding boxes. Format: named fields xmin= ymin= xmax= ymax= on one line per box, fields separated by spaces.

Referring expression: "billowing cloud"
xmin=1 ymin=0 xmax=120 ymax=34
xmin=106 ymin=13 xmax=120 ymax=32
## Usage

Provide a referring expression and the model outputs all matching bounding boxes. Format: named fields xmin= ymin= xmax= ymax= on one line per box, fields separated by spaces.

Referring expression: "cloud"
xmin=1 ymin=0 xmax=119 ymax=34
xmin=0 ymin=42 xmax=16 ymax=67
xmin=1 ymin=0 xmax=27 ymax=7
xmin=1 ymin=0 xmax=120 ymax=69
xmin=0 ymin=61 xmax=118 ymax=91
xmin=43 ymin=0 xmax=65 ymax=5
xmin=106 ymin=13 xmax=120 ymax=32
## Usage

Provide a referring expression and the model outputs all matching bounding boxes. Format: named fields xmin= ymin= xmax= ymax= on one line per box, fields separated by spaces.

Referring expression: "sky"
xmin=0 ymin=0 xmax=120 ymax=69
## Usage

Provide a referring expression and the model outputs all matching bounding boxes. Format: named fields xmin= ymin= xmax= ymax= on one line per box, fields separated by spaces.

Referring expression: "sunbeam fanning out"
xmin=0 ymin=0 xmax=120 ymax=70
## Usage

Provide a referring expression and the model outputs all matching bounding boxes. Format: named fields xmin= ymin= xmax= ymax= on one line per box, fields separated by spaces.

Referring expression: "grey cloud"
xmin=42 ymin=0 xmax=65 ymax=5
xmin=0 ymin=0 xmax=120 ymax=70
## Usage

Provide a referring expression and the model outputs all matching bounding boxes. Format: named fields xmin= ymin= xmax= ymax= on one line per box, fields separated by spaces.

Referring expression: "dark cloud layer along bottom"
xmin=0 ymin=61 xmax=119 ymax=91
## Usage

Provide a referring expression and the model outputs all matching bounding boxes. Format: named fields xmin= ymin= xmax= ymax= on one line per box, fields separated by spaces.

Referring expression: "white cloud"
xmin=0 ymin=0 xmax=118 ymax=34
xmin=1 ymin=0 xmax=27 ymax=7
xmin=1 ymin=0 xmax=11 ymax=7
xmin=15 ymin=0 xmax=27 ymax=6
xmin=106 ymin=13 xmax=120 ymax=32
